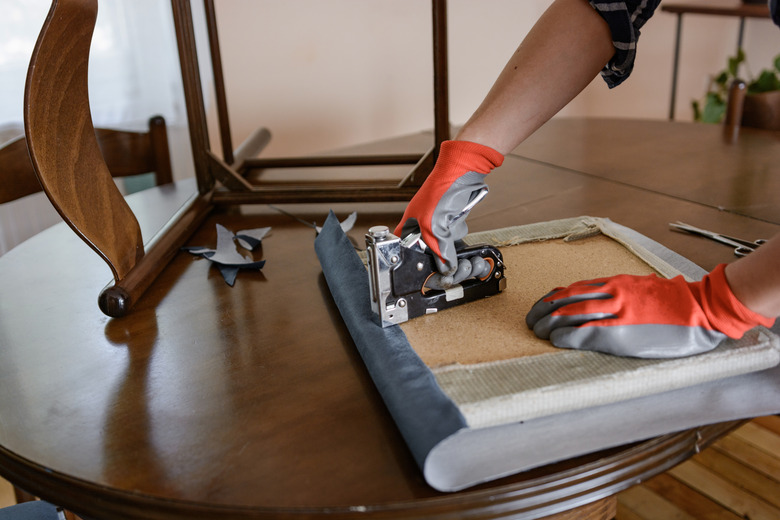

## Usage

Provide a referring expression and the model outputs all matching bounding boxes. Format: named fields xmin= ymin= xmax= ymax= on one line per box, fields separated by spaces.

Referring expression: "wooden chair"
xmin=24 ymin=0 xmax=451 ymax=318
xmin=0 ymin=116 xmax=173 ymax=205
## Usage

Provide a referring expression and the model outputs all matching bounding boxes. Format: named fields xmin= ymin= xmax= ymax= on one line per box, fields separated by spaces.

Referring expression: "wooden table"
xmin=660 ymin=0 xmax=772 ymax=120
xmin=0 ymin=118 xmax=778 ymax=519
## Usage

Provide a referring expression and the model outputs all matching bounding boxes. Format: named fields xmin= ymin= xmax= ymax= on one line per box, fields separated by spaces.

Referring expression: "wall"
xmin=204 ymin=0 xmax=780 ymax=157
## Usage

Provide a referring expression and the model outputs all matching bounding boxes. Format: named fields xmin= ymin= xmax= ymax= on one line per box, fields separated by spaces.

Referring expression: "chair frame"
xmin=24 ymin=0 xmax=451 ymax=317
xmin=172 ymin=0 xmax=450 ymax=204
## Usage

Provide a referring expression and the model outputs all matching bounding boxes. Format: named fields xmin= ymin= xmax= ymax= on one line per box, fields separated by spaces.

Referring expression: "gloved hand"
xmin=394 ymin=140 xmax=504 ymax=275
xmin=525 ymin=264 xmax=775 ymax=358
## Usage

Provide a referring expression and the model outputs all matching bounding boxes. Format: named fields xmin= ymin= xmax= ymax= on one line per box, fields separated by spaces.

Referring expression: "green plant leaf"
xmin=748 ymin=70 xmax=780 ymax=94
xmin=692 ymin=50 xmax=779 ymax=123
xmin=727 ymin=49 xmax=745 ymax=77
xmin=700 ymin=92 xmax=726 ymax=124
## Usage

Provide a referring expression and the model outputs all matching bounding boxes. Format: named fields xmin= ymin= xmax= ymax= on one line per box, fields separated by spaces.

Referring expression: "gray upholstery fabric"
xmin=314 ymin=212 xmax=467 ymax=468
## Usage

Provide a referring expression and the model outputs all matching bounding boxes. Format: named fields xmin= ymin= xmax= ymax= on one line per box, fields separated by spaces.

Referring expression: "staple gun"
xmin=366 ymin=226 xmax=506 ymax=327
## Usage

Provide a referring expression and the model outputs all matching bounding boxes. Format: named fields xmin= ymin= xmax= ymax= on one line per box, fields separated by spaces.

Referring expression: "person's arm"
xmin=456 ymin=0 xmax=614 ymax=154
xmin=396 ymin=0 xmax=616 ymax=273
xmin=726 ymin=235 xmax=780 ymax=318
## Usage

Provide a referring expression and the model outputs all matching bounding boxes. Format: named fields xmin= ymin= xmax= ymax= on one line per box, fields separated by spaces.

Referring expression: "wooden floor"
xmin=0 ymin=416 xmax=778 ymax=518
xmin=616 ymin=416 xmax=780 ymax=520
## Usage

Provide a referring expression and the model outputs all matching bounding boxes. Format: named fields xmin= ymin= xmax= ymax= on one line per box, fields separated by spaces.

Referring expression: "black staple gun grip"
xmin=366 ymin=226 xmax=506 ymax=327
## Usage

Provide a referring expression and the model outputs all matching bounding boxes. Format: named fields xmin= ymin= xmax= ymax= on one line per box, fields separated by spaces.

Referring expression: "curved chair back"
xmin=24 ymin=0 xmax=144 ymax=281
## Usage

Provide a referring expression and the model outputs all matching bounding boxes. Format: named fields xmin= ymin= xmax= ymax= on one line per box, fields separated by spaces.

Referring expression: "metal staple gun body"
xmin=366 ymin=226 xmax=506 ymax=327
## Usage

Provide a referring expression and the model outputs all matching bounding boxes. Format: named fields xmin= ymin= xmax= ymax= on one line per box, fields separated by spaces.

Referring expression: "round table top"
xmin=1 ymin=119 xmax=778 ymax=519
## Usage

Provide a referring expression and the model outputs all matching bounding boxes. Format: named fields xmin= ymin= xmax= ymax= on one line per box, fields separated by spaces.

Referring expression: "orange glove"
xmin=395 ymin=140 xmax=503 ymax=275
xmin=525 ymin=264 xmax=775 ymax=358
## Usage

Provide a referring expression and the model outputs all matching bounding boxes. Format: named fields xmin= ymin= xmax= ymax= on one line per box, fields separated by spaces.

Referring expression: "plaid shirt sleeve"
xmin=588 ymin=0 xmax=662 ymax=88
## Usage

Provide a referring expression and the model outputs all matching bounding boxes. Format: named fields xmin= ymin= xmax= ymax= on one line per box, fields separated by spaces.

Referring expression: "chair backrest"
xmin=16 ymin=0 xmax=214 ymax=318
xmin=0 ymin=115 xmax=172 ymax=205
xmin=24 ymin=0 xmax=145 ymax=281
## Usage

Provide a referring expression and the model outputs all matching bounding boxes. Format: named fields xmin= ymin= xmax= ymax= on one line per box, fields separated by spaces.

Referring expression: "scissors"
xmin=669 ymin=222 xmax=767 ymax=257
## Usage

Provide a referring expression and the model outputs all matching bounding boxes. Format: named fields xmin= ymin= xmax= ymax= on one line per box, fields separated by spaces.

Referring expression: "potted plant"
xmin=692 ymin=49 xmax=780 ymax=129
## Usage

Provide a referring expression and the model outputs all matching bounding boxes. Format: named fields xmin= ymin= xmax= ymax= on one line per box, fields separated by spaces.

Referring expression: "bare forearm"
xmin=456 ymin=0 xmax=614 ymax=154
xmin=725 ymin=234 xmax=780 ymax=319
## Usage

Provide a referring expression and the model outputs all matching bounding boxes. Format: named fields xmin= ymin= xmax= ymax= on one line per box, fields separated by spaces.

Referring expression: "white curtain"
xmin=0 ymin=0 xmax=187 ymax=255
xmin=1 ymin=0 xmax=184 ymax=129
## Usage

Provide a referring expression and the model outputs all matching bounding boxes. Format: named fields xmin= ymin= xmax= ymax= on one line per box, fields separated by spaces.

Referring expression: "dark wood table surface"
xmin=0 ymin=118 xmax=778 ymax=519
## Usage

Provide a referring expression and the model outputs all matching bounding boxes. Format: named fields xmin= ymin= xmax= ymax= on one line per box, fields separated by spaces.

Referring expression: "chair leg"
xmin=13 ymin=485 xmax=36 ymax=503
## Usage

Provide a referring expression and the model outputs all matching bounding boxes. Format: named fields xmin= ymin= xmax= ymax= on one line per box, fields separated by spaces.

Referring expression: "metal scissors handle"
xmin=669 ymin=222 xmax=766 ymax=257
